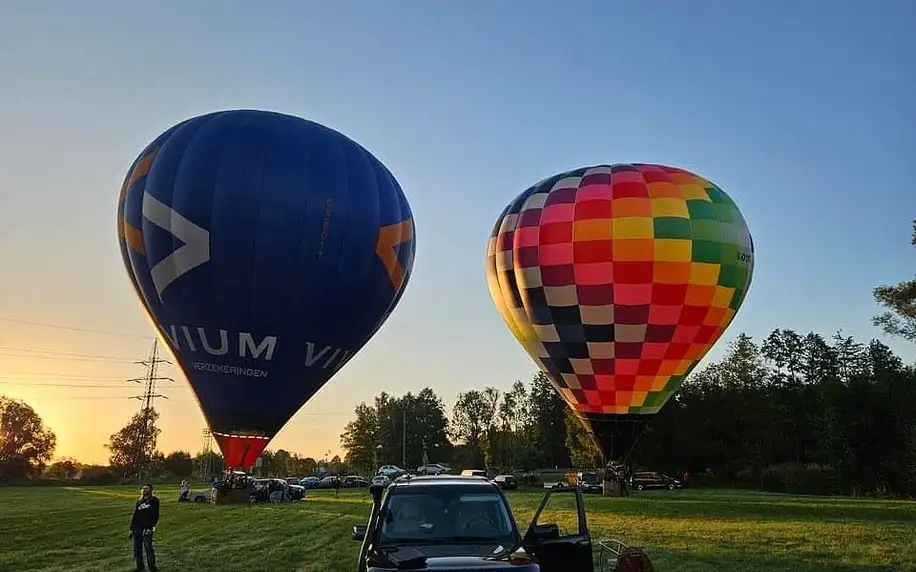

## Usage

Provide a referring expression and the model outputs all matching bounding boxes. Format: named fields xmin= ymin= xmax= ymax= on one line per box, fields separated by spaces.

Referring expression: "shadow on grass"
xmin=641 ymin=546 xmax=905 ymax=572
xmin=580 ymin=493 xmax=916 ymax=525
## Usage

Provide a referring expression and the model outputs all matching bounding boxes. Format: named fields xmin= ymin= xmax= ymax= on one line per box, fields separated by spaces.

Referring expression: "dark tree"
xmin=106 ymin=407 xmax=160 ymax=479
xmin=873 ymin=220 xmax=916 ymax=342
xmin=0 ymin=396 xmax=57 ymax=479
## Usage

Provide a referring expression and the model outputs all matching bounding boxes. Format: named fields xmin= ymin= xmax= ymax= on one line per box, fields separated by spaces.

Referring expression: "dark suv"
xmin=352 ymin=476 xmax=595 ymax=572
xmin=630 ymin=472 xmax=682 ymax=491
xmin=577 ymin=472 xmax=603 ymax=494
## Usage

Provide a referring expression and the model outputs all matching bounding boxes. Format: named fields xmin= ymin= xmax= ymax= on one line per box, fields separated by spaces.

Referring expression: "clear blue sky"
xmin=1 ymin=0 xmax=914 ymax=462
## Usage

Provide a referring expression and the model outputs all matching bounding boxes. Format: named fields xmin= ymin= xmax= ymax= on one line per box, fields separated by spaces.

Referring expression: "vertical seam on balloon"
xmin=514 ymin=181 xmax=547 ymax=360
xmin=495 ymin=191 xmax=526 ymax=351
xmin=378 ymin=176 xmax=408 ymax=323
xmin=509 ymin=187 xmax=541 ymax=360
xmin=246 ymin=123 xmax=269 ymax=343
xmin=124 ymin=122 xmax=186 ymax=336
xmin=289 ymin=119 xmax=313 ymax=352
xmin=157 ymin=113 xmax=220 ymax=325
xmin=326 ymin=131 xmax=354 ymax=347
xmin=379 ymin=163 xmax=402 ymax=328
xmin=363 ymin=151 xmax=400 ymax=343
xmin=203 ymin=113 xmax=237 ymax=336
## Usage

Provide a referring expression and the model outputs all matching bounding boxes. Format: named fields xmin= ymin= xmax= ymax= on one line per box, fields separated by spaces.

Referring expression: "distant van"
xmin=461 ymin=469 xmax=487 ymax=478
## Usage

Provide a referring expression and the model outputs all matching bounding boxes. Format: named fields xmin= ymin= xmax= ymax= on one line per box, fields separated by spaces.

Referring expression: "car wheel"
xmin=668 ymin=484 xmax=675 ymax=490
xmin=637 ymin=484 xmax=644 ymax=490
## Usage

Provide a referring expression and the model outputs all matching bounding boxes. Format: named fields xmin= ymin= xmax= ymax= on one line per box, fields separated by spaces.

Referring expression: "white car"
xmin=416 ymin=463 xmax=450 ymax=475
xmin=376 ymin=465 xmax=403 ymax=478
xmin=371 ymin=474 xmax=391 ymax=486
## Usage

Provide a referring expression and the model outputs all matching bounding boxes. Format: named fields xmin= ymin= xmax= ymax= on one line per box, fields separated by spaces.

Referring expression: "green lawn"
xmin=0 ymin=485 xmax=913 ymax=571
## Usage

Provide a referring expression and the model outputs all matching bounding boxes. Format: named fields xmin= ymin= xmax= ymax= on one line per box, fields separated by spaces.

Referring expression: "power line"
xmin=0 ymin=373 xmax=141 ymax=380
xmin=0 ymin=381 xmax=149 ymax=388
xmin=4 ymin=395 xmax=154 ymax=401
xmin=0 ymin=351 xmax=143 ymax=364
xmin=0 ymin=345 xmax=135 ymax=358
xmin=0 ymin=346 xmax=148 ymax=362
xmin=0 ymin=316 xmax=152 ymax=339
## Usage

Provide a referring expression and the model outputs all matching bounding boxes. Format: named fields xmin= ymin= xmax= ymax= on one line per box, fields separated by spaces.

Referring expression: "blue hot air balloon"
xmin=116 ymin=110 xmax=416 ymax=468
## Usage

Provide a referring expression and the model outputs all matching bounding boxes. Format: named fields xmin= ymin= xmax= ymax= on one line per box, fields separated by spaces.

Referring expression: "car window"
xmin=379 ymin=488 xmax=514 ymax=545
xmin=534 ymin=490 xmax=580 ymax=538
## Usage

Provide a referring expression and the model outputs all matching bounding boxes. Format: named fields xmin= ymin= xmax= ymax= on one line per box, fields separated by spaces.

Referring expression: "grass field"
xmin=0 ymin=485 xmax=913 ymax=572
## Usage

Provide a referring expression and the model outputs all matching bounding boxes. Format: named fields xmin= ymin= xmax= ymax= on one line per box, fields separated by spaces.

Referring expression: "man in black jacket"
xmin=128 ymin=483 xmax=160 ymax=571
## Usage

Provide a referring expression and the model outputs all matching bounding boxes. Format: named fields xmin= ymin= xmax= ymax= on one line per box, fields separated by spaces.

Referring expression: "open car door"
xmin=523 ymin=485 xmax=594 ymax=572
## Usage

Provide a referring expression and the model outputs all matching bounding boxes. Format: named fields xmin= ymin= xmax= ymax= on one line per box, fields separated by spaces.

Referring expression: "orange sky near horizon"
xmin=0 ymin=318 xmax=359 ymax=466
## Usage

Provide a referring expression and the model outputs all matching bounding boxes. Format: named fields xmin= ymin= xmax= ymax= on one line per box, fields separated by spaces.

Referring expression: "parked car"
xmin=352 ymin=476 xmax=618 ymax=572
xmin=416 ymin=463 xmax=450 ymax=475
xmin=630 ymin=471 xmax=682 ymax=490
xmin=370 ymin=475 xmax=391 ymax=487
xmin=299 ymin=476 xmax=321 ymax=488
xmin=287 ymin=483 xmax=307 ymax=500
xmin=576 ymin=472 xmax=603 ymax=494
xmin=178 ymin=489 xmax=211 ymax=503
xmin=344 ymin=475 xmax=369 ymax=487
xmin=248 ymin=478 xmax=306 ymax=502
xmin=492 ymin=474 xmax=518 ymax=490
xmin=377 ymin=465 xmax=403 ymax=478
xmin=317 ymin=475 xmax=342 ymax=488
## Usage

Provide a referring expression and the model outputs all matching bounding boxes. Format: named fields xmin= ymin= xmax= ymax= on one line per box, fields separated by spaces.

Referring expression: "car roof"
xmin=388 ymin=475 xmax=498 ymax=489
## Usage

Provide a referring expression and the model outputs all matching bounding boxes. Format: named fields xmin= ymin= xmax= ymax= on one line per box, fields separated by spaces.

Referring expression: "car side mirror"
xmin=352 ymin=524 xmax=367 ymax=541
xmin=526 ymin=523 xmax=560 ymax=541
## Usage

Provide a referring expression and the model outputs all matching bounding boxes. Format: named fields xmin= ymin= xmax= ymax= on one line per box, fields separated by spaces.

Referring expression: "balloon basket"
xmin=603 ymin=481 xmax=625 ymax=497
xmin=211 ymin=487 xmax=251 ymax=505
xmin=597 ymin=539 xmax=654 ymax=572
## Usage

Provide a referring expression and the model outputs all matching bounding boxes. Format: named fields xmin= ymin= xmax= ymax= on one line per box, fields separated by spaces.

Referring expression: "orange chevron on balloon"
xmin=375 ymin=219 xmax=414 ymax=291
xmin=117 ymin=149 xmax=158 ymax=256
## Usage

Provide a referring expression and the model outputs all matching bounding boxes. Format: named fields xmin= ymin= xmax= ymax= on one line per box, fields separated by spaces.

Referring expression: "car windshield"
xmin=378 ymin=486 xmax=515 ymax=546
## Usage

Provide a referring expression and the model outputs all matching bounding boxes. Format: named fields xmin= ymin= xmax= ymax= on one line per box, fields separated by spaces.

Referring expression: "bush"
xmin=761 ymin=463 xmax=840 ymax=496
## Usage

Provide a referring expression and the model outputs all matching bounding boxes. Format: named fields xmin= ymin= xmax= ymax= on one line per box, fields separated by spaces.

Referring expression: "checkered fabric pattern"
xmin=486 ymin=164 xmax=754 ymax=416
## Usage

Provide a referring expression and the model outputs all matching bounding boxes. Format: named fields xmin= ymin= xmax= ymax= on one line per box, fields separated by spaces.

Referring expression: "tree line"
xmin=0 ymin=398 xmax=347 ymax=485
xmin=338 ymin=330 xmax=916 ymax=497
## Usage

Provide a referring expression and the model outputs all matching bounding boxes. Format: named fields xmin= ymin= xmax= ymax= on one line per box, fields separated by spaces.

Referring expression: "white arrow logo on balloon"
xmin=142 ymin=192 xmax=211 ymax=298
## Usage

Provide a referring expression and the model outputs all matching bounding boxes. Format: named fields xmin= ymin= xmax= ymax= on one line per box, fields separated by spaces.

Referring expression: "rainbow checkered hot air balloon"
xmin=485 ymin=163 xmax=754 ymax=462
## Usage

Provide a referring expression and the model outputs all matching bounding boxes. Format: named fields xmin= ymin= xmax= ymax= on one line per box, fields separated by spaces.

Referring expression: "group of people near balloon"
xmin=116 ymin=110 xmax=753 ymax=474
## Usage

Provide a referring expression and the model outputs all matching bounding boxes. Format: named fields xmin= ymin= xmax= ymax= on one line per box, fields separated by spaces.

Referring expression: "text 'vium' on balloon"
xmin=162 ymin=326 xmax=353 ymax=369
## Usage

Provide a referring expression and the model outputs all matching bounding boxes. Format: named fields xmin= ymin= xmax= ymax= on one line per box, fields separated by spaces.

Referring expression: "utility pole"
xmin=199 ymin=428 xmax=213 ymax=483
xmin=128 ymin=339 xmax=173 ymax=483
xmin=401 ymin=408 xmax=407 ymax=468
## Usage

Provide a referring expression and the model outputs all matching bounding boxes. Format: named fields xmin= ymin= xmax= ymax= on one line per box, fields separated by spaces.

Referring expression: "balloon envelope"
xmin=117 ymin=110 xmax=416 ymax=468
xmin=485 ymin=163 xmax=753 ymax=460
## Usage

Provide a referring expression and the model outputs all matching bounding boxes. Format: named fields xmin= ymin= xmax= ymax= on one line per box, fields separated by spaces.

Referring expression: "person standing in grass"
xmin=128 ymin=483 xmax=160 ymax=572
